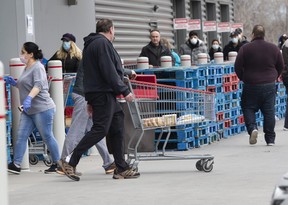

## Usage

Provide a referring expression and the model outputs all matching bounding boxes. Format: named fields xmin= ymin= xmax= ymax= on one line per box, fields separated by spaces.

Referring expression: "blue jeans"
xmin=13 ymin=108 xmax=60 ymax=166
xmin=241 ymin=83 xmax=276 ymax=144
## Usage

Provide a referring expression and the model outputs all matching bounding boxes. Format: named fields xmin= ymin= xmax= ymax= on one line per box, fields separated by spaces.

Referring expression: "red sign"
xmin=203 ymin=21 xmax=217 ymax=32
xmin=231 ymin=23 xmax=243 ymax=32
xmin=173 ymin=18 xmax=187 ymax=30
xmin=217 ymin=22 xmax=230 ymax=33
xmin=187 ymin=19 xmax=201 ymax=31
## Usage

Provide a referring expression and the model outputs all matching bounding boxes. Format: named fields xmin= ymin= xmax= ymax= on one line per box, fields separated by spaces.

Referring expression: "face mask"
xmin=231 ymin=38 xmax=238 ymax=44
xmin=212 ymin=44 xmax=219 ymax=50
xmin=63 ymin=41 xmax=71 ymax=51
xmin=20 ymin=55 xmax=27 ymax=64
xmin=190 ymin=38 xmax=198 ymax=45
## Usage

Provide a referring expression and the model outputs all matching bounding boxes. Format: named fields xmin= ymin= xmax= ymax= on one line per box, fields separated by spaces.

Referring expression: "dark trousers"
xmin=241 ymin=83 xmax=276 ymax=144
xmin=69 ymin=92 xmax=129 ymax=172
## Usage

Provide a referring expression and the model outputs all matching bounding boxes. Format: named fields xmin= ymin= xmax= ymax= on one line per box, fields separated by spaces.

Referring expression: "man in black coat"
xmin=139 ymin=29 xmax=173 ymax=67
xmin=235 ymin=25 xmax=284 ymax=146
xmin=59 ymin=19 xmax=140 ymax=181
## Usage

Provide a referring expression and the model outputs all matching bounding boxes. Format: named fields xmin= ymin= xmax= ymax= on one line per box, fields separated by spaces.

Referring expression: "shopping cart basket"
xmin=125 ymin=79 xmax=216 ymax=172
xmin=28 ymin=75 xmax=54 ymax=166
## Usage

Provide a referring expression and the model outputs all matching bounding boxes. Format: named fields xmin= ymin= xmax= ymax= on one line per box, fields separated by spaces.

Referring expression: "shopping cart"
xmin=63 ymin=74 xmax=76 ymax=107
xmin=28 ymin=75 xmax=54 ymax=166
xmin=125 ymin=79 xmax=216 ymax=172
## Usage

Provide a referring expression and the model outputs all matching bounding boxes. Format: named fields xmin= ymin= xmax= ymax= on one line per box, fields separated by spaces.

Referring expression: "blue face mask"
xmin=62 ymin=41 xmax=71 ymax=51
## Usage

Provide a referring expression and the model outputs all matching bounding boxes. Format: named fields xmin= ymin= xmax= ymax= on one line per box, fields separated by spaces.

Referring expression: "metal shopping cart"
xmin=28 ymin=75 xmax=75 ymax=166
xmin=28 ymin=75 xmax=54 ymax=166
xmin=125 ymin=79 xmax=216 ymax=172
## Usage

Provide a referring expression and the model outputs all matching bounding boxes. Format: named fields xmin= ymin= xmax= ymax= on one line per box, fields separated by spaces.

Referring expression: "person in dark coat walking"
xmin=234 ymin=25 xmax=284 ymax=146
xmin=59 ymin=19 xmax=140 ymax=181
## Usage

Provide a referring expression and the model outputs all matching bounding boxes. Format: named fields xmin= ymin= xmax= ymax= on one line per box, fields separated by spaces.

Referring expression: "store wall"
xmin=0 ymin=0 xmax=95 ymax=74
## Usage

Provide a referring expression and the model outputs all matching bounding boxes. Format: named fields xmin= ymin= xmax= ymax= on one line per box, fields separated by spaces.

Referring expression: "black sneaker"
xmin=44 ymin=163 xmax=58 ymax=174
xmin=8 ymin=162 xmax=21 ymax=175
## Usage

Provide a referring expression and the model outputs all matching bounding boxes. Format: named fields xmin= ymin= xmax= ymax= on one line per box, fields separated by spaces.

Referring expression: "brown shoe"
xmin=105 ymin=162 xmax=116 ymax=174
xmin=57 ymin=165 xmax=82 ymax=176
xmin=113 ymin=168 xmax=140 ymax=179
xmin=58 ymin=159 xmax=80 ymax=181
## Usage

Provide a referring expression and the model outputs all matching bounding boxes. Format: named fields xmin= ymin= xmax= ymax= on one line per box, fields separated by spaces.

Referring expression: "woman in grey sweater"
xmin=6 ymin=42 xmax=60 ymax=175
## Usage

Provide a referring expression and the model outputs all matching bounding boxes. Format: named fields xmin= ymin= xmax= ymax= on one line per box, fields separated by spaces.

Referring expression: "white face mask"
xmin=231 ymin=37 xmax=239 ymax=44
xmin=212 ymin=44 xmax=219 ymax=50
xmin=190 ymin=38 xmax=198 ymax=45
xmin=20 ymin=55 xmax=27 ymax=64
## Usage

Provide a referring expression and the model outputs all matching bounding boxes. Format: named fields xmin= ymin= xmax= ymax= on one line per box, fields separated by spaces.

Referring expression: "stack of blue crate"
xmin=134 ymin=64 xmax=286 ymax=150
xmin=5 ymin=83 xmax=12 ymax=162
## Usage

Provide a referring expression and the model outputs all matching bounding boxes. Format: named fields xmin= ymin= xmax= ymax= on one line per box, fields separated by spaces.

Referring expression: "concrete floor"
xmin=8 ymin=119 xmax=288 ymax=205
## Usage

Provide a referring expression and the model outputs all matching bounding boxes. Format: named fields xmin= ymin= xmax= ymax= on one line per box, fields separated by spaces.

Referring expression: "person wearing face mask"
xmin=5 ymin=42 xmax=61 ymax=175
xmin=209 ymin=39 xmax=222 ymax=61
xmin=48 ymin=33 xmax=82 ymax=73
xmin=223 ymin=31 xmax=242 ymax=61
xmin=179 ymin=31 xmax=209 ymax=64
xmin=235 ymin=28 xmax=249 ymax=46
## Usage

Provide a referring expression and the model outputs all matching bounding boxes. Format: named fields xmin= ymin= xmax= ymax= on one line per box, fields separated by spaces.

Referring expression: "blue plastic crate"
xmin=157 ymin=79 xmax=193 ymax=88
xmin=206 ymin=76 xmax=216 ymax=86
xmin=195 ymin=135 xmax=209 ymax=147
xmin=175 ymin=69 xmax=197 ymax=80
xmin=192 ymin=77 xmax=206 ymax=88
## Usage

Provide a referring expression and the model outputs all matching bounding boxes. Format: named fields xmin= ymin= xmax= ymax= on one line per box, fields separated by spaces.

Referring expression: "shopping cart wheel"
xmin=196 ymin=160 xmax=203 ymax=171
xmin=202 ymin=159 xmax=214 ymax=172
xmin=29 ymin=155 xmax=39 ymax=165
xmin=44 ymin=159 xmax=53 ymax=167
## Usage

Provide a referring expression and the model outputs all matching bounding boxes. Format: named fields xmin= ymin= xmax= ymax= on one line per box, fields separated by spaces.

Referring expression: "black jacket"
xmin=139 ymin=42 xmax=173 ymax=67
xmin=82 ymin=33 xmax=130 ymax=97
xmin=73 ymin=60 xmax=134 ymax=97
xmin=48 ymin=52 xmax=79 ymax=73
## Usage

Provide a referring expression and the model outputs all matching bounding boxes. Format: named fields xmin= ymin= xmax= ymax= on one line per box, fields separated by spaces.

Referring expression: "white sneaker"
xmin=283 ymin=127 xmax=288 ymax=131
xmin=249 ymin=129 xmax=258 ymax=145
xmin=267 ymin=143 xmax=275 ymax=146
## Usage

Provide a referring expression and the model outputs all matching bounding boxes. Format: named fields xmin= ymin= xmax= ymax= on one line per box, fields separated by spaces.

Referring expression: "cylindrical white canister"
xmin=197 ymin=53 xmax=208 ymax=64
xmin=47 ymin=60 xmax=65 ymax=154
xmin=137 ymin=57 xmax=149 ymax=69
xmin=228 ymin=51 xmax=237 ymax=62
xmin=214 ymin=52 xmax=224 ymax=64
xmin=181 ymin=55 xmax=191 ymax=67
xmin=161 ymin=56 xmax=172 ymax=68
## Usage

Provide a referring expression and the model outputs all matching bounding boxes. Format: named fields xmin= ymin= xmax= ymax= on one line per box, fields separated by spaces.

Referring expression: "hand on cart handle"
xmin=129 ymin=70 xmax=137 ymax=80
xmin=124 ymin=92 xmax=134 ymax=102
xmin=4 ymin=76 xmax=17 ymax=86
